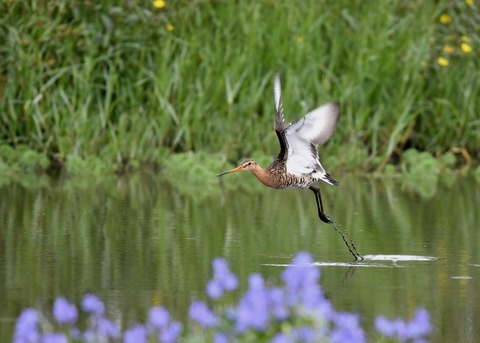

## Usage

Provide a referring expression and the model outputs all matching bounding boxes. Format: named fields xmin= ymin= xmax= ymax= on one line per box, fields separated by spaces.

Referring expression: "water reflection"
xmin=0 ymin=173 xmax=478 ymax=341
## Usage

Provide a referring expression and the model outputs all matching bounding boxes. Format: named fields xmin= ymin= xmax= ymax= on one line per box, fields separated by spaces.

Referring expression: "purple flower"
xmin=123 ymin=324 xmax=146 ymax=343
xmin=293 ymin=326 xmax=316 ymax=342
xmin=212 ymin=258 xmax=230 ymax=277
xmin=330 ymin=312 xmax=365 ymax=343
xmin=375 ymin=307 xmax=431 ymax=342
xmin=70 ymin=328 xmax=81 ymax=340
xmin=271 ymin=333 xmax=292 ymax=343
xmin=97 ymin=317 xmax=121 ymax=339
xmin=42 ymin=333 xmax=68 ymax=343
xmin=206 ymin=258 xmax=238 ymax=299
xmin=234 ymin=274 xmax=270 ymax=332
xmin=82 ymin=294 xmax=105 ymax=316
xmin=268 ymin=287 xmax=288 ymax=320
xmin=214 ymin=332 xmax=230 ymax=343
xmin=189 ymin=301 xmax=219 ymax=327
xmin=159 ymin=321 xmax=183 ymax=343
xmin=14 ymin=308 xmax=39 ymax=343
xmin=376 ymin=316 xmax=404 ymax=336
xmin=82 ymin=330 xmax=95 ymax=342
xmin=404 ymin=308 xmax=431 ymax=339
xmin=53 ymin=297 xmax=78 ymax=324
xmin=148 ymin=306 xmax=170 ymax=329
xmin=281 ymin=252 xmax=324 ymax=309
xmin=82 ymin=320 xmax=119 ymax=341
xmin=207 ymin=280 xmax=223 ymax=299
xmin=221 ymin=272 xmax=238 ymax=291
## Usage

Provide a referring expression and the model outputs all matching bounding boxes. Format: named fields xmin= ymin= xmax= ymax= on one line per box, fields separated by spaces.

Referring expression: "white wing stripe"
xmin=274 ymin=73 xmax=282 ymax=113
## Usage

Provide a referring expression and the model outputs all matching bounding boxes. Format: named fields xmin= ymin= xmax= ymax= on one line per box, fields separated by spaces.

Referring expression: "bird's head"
xmin=217 ymin=159 xmax=258 ymax=176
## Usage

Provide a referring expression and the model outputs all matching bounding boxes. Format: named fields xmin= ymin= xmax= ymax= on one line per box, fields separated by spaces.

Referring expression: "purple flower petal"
xmin=207 ymin=258 xmax=238 ymax=299
xmin=375 ymin=308 xmax=431 ymax=342
xmin=269 ymin=287 xmax=288 ymax=320
xmin=189 ymin=301 xmax=219 ymax=328
xmin=123 ymin=324 xmax=146 ymax=343
xmin=213 ymin=258 xmax=230 ymax=275
xmin=214 ymin=332 xmax=230 ymax=343
xmin=281 ymin=252 xmax=323 ymax=308
xmin=70 ymin=328 xmax=81 ymax=340
xmin=98 ymin=317 xmax=121 ymax=339
xmin=234 ymin=274 xmax=270 ymax=332
xmin=14 ymin=308 xmax=39 ymax=343
xmin=82 ymin=294 xmax=105 ymax=316
xmin=331 ymin=312 xmax=365 ymax=343
xmin=207 ymin=279 xmax=224 ymax=299
xmin=159 ymin=321 xmax=183 ymax=343
xmin=293 ymin=326 xmax=315 ymax=342
xmin=405 ymin=308 xmax=431 ymax=339
xmin=375 ymin=316 xmax=401 ymax=336
xmin=53 ymin=297 xmax=78 ymax=324
xmin=42 ymin=333 xmax=68 ymax=343
xmin=221 ymin=272 xmax=238 ymax=291
xmin=271 ymin=333 xmax=292 ymax=343
xmin=148 ymin=306 xmax=170 ymax=329
xmin=248 ymin=273 xmax=264 ymax=290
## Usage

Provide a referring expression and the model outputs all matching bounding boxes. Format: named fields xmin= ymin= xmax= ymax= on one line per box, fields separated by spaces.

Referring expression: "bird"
xmin=218 ymin=74 xmax=339 ymax=223
xmin=218 ymin=74 xmax=363 ymax=261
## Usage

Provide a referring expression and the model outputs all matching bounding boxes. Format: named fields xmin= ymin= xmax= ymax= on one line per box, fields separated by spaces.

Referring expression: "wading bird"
xmin=218 ymin=74 xmax=362 ymax=261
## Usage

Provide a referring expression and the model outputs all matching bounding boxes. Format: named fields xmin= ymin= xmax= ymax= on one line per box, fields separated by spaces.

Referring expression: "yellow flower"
xmin=437 ymin=57 xmax=449 ymax=67
xmin=443 ymin=45 xmax=455 ymax=54
xmin=461 ymin=42 xmax=472 ymax=53
xmin=166 ymin=24 xmax=174 ymax=32
xmin=439 ymin=14 xmax=452 ymax=24
xmin=153 ymin=0 xmax=165 ymax=9
xmin=296 ymin=36 xmax=304 ymax=44
xmin=466 ymin=0 xmax=473 ymax=5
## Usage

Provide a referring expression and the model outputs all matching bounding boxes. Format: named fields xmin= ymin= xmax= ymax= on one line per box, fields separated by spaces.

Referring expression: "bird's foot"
xmin=353 ymin=254 xmax=365 ymax=262
xmin=320 ymin=212 xmax=333 ymax=224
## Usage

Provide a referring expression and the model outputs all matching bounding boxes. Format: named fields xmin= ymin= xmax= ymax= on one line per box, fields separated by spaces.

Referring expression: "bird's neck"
xmin=250 ymin=166 xmax=277 ymax=189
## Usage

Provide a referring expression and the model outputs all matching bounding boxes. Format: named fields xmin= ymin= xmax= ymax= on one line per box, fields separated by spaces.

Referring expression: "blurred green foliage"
xmin=0 ymin=0 xmax=478 ymax=177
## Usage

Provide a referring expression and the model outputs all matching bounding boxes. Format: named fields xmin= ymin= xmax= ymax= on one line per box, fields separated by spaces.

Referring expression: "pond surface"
xmin=1 ymin=172 xmax=479 ymax=341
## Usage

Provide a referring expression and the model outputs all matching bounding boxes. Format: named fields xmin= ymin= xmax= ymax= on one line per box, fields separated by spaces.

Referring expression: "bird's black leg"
xmin=309 ymin=186 xmax=363 ymax=261
xmin=309 ymin=186 xmax=332 ymax=224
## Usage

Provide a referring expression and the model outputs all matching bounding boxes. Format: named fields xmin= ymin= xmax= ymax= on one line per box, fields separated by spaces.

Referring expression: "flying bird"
xmin=218 ymin=74 xmax=362 ymax=260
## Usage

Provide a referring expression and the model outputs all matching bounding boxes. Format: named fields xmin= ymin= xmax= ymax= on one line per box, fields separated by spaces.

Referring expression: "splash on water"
xmin=264 ymin=254 xmax=438 ymax=269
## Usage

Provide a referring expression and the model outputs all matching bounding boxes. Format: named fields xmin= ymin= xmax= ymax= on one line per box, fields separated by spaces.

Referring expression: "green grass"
xmin=0 ymin=0 xmax=479 ymax=175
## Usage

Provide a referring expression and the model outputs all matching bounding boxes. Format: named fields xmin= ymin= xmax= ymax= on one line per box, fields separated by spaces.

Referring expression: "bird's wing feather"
xmin=273 ymin=73 xmax=290 ymax=132
xmin=273 ymin=74 xmax=291 ymax=161
xmin=284 ymin=136 xmax=321 ymax=176
xmin=285 ymin=102 xmax=339 ymax=177
xmin=288 ymin=102 xmax=339 ymax=147
xmin=273 ymin=73 xmax=284 ymax=128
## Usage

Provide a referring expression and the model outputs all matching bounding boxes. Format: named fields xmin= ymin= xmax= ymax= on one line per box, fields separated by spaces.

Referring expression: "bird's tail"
xmin=322 ymin=173 xmax=339 ymax=186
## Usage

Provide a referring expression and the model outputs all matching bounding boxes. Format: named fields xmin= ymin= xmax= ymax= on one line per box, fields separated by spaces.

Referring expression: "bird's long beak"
xmin=217 ymin=165 xmax=243 ymax=177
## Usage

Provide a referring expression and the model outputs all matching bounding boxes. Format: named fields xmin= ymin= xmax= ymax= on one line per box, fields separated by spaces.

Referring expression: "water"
xmin=0 ymin=173 xmax=479 ymax=341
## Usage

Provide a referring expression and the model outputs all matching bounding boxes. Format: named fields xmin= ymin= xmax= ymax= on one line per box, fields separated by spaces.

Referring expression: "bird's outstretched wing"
xmin=284 ymin=102 xmax=339 ymax=184
xmin=288 ymin=102 xmax=339 ymax=146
